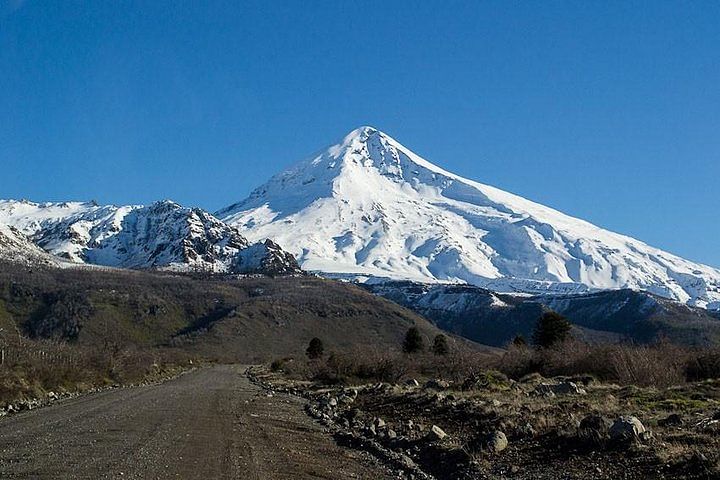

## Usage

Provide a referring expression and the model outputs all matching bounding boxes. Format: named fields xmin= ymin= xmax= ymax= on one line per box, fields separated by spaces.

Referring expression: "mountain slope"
xmin=0 ymin=199 xmax=300 ymax=275
xmin=218 ymin=126 xmax=720 ymax=309
xmin=365 ymin=281 xmax=720 ymax=347
xmin=0 ymin=224 xmax=58 ymax=267
xmin=0 ymin=200 xmax=131 ymax=262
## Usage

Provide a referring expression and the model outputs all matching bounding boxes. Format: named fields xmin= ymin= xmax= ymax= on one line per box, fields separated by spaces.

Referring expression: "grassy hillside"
xmin=0 ymin=262 xmax=477 ymax=363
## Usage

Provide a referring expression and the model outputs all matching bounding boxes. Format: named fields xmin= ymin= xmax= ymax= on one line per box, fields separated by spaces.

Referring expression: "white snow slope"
xmin=0 ymin=223 xmax=58 ymax=267
xmin=218 ymin=126 xmax=720 ymax=309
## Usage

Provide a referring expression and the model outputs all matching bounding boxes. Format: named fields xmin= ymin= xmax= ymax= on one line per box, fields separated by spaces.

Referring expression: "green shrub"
xmin=432 ymin=334 xmax=450 ymax=355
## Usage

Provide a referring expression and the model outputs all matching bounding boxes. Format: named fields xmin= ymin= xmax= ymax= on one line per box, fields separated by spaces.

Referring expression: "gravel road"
xmin=0 ymin=365 xmax=391 ymax=479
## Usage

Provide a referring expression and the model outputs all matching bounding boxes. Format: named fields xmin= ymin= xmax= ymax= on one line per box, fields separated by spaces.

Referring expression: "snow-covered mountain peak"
xmin=218 ymin=126 xmax=451 ymax=221
xmin=0 ymin=199 xmax=302 ymax=276
xmin=219 ymin=128 xmax=720 ymax=309
xmin=340 ymin=125 xmax=379 ymax=142
xmin=321 ymin=125 xmax=444 ymax=179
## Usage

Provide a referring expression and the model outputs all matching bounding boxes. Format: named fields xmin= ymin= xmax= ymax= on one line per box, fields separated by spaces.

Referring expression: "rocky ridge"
xmin=0 ymin=199 xmax=301 ymax=275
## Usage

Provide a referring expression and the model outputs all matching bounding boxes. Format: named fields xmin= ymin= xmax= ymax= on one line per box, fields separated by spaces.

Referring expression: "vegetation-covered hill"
xmin=0 ymin=262 xmax=477 ymax=363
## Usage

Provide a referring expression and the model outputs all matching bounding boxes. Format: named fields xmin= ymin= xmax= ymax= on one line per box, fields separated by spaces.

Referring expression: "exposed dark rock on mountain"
xmin=365 ymin=281 xmax=720 ymax=346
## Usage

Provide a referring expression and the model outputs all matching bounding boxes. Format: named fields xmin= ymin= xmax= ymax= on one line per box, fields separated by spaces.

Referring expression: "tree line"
xmin=306 ymin=310 xmax=572 ymax=359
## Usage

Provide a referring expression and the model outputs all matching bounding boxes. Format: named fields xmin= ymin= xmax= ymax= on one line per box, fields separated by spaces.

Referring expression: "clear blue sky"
xmin=1 ymin=1 xmax=718 ymax=267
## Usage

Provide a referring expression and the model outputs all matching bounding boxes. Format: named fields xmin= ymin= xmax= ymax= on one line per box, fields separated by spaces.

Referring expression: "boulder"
xmin=658 ymin=413 xmax=683 ymax=427
xmin=609 ymin=416 xmax=646 ymax=443
xmin=532 ymin=381 xmax=586 ymax=398
xmin=399 ymin=454 xmax=416 ymax=469
xmin=553 ymin=382 xmax=587 ymax=395
xmin=431 ymin=393 xmax=445 ymax=402
xmin=483 ymin=431 xmax=508 ymax=453
xmin=578 ymin=414 xmax=612 ymax=445
xmin=531 ymin=383 xmax=556 ymax=398
xmin=424 ymin=379 xmax=450 ymax=390
xmin=426 ymin=425 xmax=447 ymax=441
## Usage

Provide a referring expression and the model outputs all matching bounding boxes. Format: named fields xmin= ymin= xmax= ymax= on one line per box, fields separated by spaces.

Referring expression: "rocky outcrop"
xmin=234 ymin=239 xmax=302 ymax=275
xmin=0 ymin=224 xmax=57 ymax=266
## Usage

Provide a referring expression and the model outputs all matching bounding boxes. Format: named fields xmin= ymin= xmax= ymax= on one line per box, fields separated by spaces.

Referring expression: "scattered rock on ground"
xmin=427 ymin=425 xmax=447 ymax=441
xmin=659 ymin=413 xmax=683 ymax=427
xmin=532 ymin=381 xmax=587 ymax=397
xmin=483 ymin=431 xmax=508 ymax=453
xmin=578 ymin=414 xmax=612 ymax=445
xmin=609 ymin=416 xmax=646 ymax=443
xmin=424 ymin=379 xmax=450 ymax=390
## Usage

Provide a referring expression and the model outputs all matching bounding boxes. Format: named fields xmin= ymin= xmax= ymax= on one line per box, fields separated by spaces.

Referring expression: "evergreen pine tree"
xmin=533 ymin=312 xmax=572 ymax=348
xmin=403 ymin=327 xmax=424 ymax=353
xmin=431 ymin=334 xmax=450 ymax=355
xmin=306 ymin=337 xmax=324 ymax=359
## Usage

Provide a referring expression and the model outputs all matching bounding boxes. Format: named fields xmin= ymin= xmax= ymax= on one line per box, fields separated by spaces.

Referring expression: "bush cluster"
xmin=0 ymin=338 xmax=192 ymax=405
xmin=282 ymin=337 xmax=720 ymax=389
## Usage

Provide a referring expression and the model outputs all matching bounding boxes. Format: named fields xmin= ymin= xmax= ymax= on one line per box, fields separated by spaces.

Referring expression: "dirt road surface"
xmin=0 ymin=365 xmax=392 ymax=479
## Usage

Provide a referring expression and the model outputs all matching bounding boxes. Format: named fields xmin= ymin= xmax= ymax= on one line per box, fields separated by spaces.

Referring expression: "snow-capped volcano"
xmin=0 ymin=199 xmax=301 ymax=275
xmin=218 ymin=126 xmax=720 ymax=309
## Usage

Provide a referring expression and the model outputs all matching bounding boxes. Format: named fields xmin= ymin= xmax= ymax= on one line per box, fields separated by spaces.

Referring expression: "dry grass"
xmin=272 ymin=344 xmax=501 ymax=386
xmin=277 ymin=339 xmax=720 ymax=390
xmin=498 ymin=339 xmax=719 ymax=388
xmin=0 ymin=337 xmax=193 ymax=405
